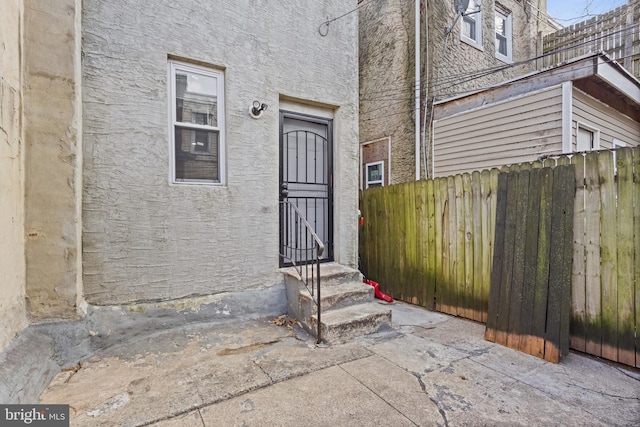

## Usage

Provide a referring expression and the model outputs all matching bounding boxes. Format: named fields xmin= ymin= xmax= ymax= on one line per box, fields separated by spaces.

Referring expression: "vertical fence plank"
xmin=443 ymin=177 xmax=455 ymax=314
xmin=454 ymin=174 xmax=465 ymax=317
xmin=560 ymin=165 xmax=575 ymax=359
xmin=396 ymin=184 xmax=407 ymax=301
xmin=531 ymin=167 xmax=553 ymax=359
xmin=485 ymin=172 xmax=508 ymax=343
xmin=406 ymin=182 xmax=419 ymax=304
xmin=615 ymin=148 xmax=635 ymax=366
xmin=414 ymin=181 xmax=426 ymax=307
xmin=435 ymin=178 xmax=445 ymax=313
xmin=507 ymin=170 xmax=530 ymax=350
xmin=425 ymin=180 xmax=436 ymax=310
xmin=634 ymin=146 xmax=640 ymax=368
xmin=599 ymin=151 xmax=618 ymax=362
xmin=472 ymin=171 xmax=484 ymax=322
xmin=584 ymin=152 xmax=602 ymax=357
xmin=519 ymin=168 xmax=542 ymax=352
xmin=570 ymin=153 xmax=587 ymax=353
xmin=495 ymin=172 xmax=519 ymax=346
xmin=463 ymin=173 xmax=474 ymax=320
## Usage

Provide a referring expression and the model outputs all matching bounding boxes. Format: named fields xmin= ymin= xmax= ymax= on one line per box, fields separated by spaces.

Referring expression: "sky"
xmin=547 ymin=0 xmax=629 ymax=26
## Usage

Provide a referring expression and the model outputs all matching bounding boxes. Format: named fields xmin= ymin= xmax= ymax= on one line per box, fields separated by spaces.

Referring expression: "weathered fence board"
xmin=635 ymin=146 xmax=640 ymax=368
xmin=599 ymin=151 xmax=618 ymax=362
xmin=584 ymin=152 xmax=602 ymax=357
xmin=570 ymin=154 xmax=587 ymax=353
xmin=616 ymin=148 xmax=635 ymax=366
xmin=519 ymin=168 xmax=542 ymax=353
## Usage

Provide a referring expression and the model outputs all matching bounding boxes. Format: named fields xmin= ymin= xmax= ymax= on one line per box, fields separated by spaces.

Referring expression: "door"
xmin=279 ymin=111 xmax=333 ymax=266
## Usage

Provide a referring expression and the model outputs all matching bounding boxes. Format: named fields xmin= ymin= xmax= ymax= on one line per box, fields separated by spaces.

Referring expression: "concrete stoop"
xmin=283 ymin=263 xmax=392 ymax=344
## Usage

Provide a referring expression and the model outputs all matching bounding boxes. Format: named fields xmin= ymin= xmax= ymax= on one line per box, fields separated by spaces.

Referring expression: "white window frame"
xmin=365 ymin=161 xmax=385 ymax=188
xmin=461 ymin=0 xmax=483 ymax=50
xmin=576 ymin=121 xmax=600 ymax=152
xmin=494 ymin=11 xmax=512 ymax=63
xmin=168 ymin=60 xmax=225 ymax=185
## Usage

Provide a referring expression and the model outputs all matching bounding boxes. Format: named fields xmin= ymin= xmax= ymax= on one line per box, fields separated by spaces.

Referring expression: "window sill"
xmin=461 ymin=36 xmax=484 ymax=51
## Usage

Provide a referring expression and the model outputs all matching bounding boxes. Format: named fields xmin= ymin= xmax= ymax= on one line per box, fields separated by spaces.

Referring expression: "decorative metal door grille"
xmin=279 ymin=112 xmax=333 ymax=266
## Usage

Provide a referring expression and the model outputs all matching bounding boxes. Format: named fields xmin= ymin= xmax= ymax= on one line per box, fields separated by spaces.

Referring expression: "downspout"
xmin=422 ymin=1 xmax=429 ymax=179
xmin=415 ymin=0 xmax=421 ymax=180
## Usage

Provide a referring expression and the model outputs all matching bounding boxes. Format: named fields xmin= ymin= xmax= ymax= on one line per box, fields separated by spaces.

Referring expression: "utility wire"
xmin=361 ymin=20 xmax=639 ymax=106
xmin=319 ymin=0 xmax=375 ymax=36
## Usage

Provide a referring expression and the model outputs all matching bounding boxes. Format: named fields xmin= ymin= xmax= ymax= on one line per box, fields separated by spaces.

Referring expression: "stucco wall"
xmin=0 ymin=0 xmax=28 ymax=352
xmin=82 ymin=0 xmax=359 ymax=304
xmin=359 ymin=0 xmax=416 ymax=184
xmin=23 ymin=0 xmax=83 ymax=320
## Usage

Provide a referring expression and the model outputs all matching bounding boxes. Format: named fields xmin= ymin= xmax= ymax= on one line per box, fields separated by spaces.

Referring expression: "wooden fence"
xmin=542 ymin=2 xmax=640 ymax=79
xmin=359 ymin=147 xmax=640 ymax=367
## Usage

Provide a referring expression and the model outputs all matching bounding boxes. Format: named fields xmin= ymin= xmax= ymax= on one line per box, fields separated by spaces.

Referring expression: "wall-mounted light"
xmin=250 ymin=100 xmax=268 ymax=118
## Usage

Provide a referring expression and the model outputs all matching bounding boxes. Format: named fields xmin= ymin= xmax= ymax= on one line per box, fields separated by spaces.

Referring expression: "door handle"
xmin=281 ymin=183 xmax=288 ymax=197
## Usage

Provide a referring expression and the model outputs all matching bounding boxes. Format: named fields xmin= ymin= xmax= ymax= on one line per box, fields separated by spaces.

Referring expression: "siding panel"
xmin=434 ymin=86 xmax=563 ymax=177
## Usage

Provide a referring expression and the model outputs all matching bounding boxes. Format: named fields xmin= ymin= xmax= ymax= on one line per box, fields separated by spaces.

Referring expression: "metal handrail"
xmin=279 ymin=200 xmax=324 ymax=343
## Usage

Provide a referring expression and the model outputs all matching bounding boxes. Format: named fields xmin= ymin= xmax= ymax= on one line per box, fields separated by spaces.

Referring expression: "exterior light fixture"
xmin=250 ymin=100 xmax=268 ymax=118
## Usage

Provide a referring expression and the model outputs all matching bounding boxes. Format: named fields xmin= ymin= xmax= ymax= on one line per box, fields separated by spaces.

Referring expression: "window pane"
xmin=495 ymin=16 xmax=506 ymax=36
xmin=367 ymin=164 xmax=382 ymax=181
xmin=496 ymin=34 xmax=507 ymax=55
xmin=175 ymin=70 xmax=218 ymax=127
xmin=463 ymin=17 xmax=476 ymax=40
xmin=577 ymin=127 xmax=594 ymax=151
xmin=174 ymin=127 xmax=219 ymax=181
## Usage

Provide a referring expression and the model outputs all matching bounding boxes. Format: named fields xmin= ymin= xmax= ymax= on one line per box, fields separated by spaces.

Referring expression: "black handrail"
xmin=279 ymin=201 xmax=324 ymax=343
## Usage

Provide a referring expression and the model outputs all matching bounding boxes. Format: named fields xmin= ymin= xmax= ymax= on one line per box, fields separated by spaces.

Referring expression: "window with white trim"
xmin=365 ymin=161 xmax=384 ymax=188
xmin=576 ymin=122 xmax=600 ymax=152
xmin=461 ymin=0 xmax=483 ymax=49
xmin=495 ymin=11 xmax=512 ymax=63
xmin=169 ymin=61 xmax=225 ymax=184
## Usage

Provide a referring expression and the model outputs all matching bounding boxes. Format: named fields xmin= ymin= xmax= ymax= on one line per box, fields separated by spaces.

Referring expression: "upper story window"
xmin=495 ymin=11 xmax=513 ymax=63
xmin=169 ymin=60 xmax=225 ymax=184
xmin=461 ymin=0 xmax=483 ymax=49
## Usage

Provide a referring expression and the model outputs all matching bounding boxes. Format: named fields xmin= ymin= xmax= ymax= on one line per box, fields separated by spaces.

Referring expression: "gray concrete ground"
xmin=40 ymin=302 xmax=640 ymax=427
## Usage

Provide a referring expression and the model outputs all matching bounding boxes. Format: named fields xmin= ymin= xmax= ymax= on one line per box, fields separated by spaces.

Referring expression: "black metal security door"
xmin=279 ymin=111 xmax=333 ymax=266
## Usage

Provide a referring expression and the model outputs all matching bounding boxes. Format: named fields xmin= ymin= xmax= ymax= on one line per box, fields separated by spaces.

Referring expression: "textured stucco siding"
xmin=23 ymin=0 xmax=83 ymax=320
xmin=433 ymin=85 xmax=563 ymax=176
xmin=0 ymin=0 xmax=28 ymax=352
xmin=359 ymin=0 xmax=416 ymax=184
xmin=82 ymin=0 xmax=359 ymax=304
xmin=572 ymin=88 xmax=640 ymax=150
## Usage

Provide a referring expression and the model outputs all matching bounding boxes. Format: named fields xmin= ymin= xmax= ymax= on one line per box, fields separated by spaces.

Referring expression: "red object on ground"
xmin=363 ymin=278 xmax=394 ymax=302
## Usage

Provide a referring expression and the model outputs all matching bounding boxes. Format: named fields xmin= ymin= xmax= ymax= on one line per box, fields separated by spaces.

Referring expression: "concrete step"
xmin=317 ymin=263 xmax=362 ymax=285
xmin=299 ymin=281 xmax=373 ymax=313
xmin=309 ymin=302 xmax=392 ymax=344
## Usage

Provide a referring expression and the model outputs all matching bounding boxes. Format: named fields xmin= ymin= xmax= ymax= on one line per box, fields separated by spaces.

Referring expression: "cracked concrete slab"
xmin=38 ymin=303 xmax=640 ymax=426
xmin=196 ymin=366 xmax=417 ymax=427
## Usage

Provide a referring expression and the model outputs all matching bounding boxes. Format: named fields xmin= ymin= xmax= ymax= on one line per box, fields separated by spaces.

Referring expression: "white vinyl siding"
xmin=572 ymin=88 xmax=640 ymax=150
xmin=433 ymin=85 xmax=563 ymax=177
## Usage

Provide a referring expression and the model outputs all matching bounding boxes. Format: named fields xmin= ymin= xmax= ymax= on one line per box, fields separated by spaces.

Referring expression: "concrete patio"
xmin=39 ymin=302 xmax=640 ymax=426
